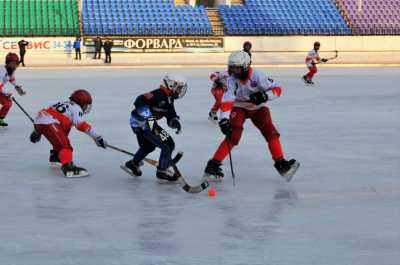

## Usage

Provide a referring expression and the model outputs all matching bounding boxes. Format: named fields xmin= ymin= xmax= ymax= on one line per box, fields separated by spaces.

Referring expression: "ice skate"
xmin=208 ymin=110 xmax=218 ymax=124
xmin=274 ymin=159 xmax=300 ymax=182
xmin=61 ymin=162 xmax=89 ymax=178
xmin=120 ymin=160 xmax=142 ymax=177
xmin=49 ymin=150 xmax=61 ymax=168
xmin=156 ymin=168 xmax=179 ymax=184
xmin=0 ymin=118 xmax=8 ymax=127
xmin=203 ymin=159 xmax=224 ymax=182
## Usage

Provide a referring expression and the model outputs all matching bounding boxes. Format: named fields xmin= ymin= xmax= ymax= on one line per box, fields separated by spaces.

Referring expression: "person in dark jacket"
xmin=18 ymin=39 xmax=29 ymax=66
xmin=93 ymin=37 xmax=102 ymax=59
xmin=73 ymin=37 xmax=81 ymax=60
xmin=103 ymin=39 xmax=113 ymax=64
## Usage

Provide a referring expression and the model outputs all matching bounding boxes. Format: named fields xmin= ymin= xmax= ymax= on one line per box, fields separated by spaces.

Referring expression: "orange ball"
xmin=208 ymin=187 xmax=217 ymax=197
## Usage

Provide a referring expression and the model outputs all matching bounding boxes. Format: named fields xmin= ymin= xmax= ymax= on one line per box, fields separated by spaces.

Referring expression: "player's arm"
xmin=72 ymin=108 xmax=107 ymax=148
xmin=166 ymin=103 xmax=181 ymax=134
xmin=131 ymin=93 xmax=155 ymax=131
xmin=249 ymin=75 xmax=282 ymax=105
xmin=217 ymin=78 xmax=235 ymax=136
xmin=10 ymin=76 xmax=26 ymax=96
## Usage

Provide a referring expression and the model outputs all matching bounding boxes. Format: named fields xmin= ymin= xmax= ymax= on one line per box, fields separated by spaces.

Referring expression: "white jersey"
xmin=0 ymin=67 xmax=18 ymax=96
xmin=210 ymin=70 xmax=230 ymax=89
xmin=34 ymin=101 xmax=98 ymax=138
xmin=220 ymin=68 xmax=281 ymax=120
xmin=305 ymin=49 xmax=320 ymax=67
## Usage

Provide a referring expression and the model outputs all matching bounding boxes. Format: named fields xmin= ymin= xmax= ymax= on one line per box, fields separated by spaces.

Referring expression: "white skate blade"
xmin=280 ymin=161 xmax=300 ymax=182
xmin=203 ymin=173 xmax=223 ymax=182
xmin=63 ymin=170 xmax=89 ymax=178
xmin=50 ymin=162 xmax=62 ymax=168
xmin=120 ymin=165 xmax=141 ymax=177
xmin=156 ymin=178 xmax=180 ymax=185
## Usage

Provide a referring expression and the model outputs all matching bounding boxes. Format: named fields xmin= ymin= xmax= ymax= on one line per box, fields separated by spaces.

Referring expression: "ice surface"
xmin=0 ymin=67 xmax=399 ymax=265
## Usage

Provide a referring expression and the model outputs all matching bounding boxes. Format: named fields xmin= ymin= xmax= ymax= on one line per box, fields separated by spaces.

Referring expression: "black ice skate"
xmin=156 ymin=168 xmax=179 ymax=184
xmin=49 ymin=150 xmax=61 ymax=167
xmin=0 ymin=118 xmax=8 ymax=127
xmin=120 ymin=160 xmax=143 ymax=177
xmin=208 ymin=110 xmax=218 ymax=124
xmin=302 ymin=75 xmax=314 ymax=86
xmin=204 ymin=159 xmax=224 ymax=182
xmin=61 ymin=162 xmax=89 ymax=178
xmin=274 ymin=159 xmax=300 ymax=182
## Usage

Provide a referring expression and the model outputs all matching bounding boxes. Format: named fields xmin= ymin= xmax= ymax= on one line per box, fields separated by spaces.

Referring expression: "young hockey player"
xmin=29 ymin=89 xmax=107 ymax=177
xmin=0 ymin=53 xmax=26 ymax=127
xmin=121 ymin=74 xmax=187 ymax=183
xmin=208 ymin=70 xmax=230 ymax=123
xmin=303 ymin=41 xmax=328 ymax=85
xmin=204 ymin=51 xmax=300 ymax=182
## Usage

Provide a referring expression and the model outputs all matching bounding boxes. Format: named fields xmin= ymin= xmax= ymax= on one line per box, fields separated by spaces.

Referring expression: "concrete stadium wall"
xmin=0 ymin=36 xmax=399 ymax=66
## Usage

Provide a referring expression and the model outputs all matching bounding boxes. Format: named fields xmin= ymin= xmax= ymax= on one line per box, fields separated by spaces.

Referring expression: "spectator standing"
xmin=73 ymin=37 xmax=82 ymax=60
xmin=104 ymin=39 xmax=113 ymax=64
xmin=243 ymin=41 xmax=252 ymax=59
xmin=18 ymin=39 xmax=29 ymax=67
xmin=93 ymin=37 xmax=102 ymax=59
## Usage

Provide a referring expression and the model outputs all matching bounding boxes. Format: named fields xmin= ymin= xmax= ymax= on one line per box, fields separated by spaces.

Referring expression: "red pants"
xmin=0 ymin=93 xmax=12 ymax=119
xmin=34 ymin=123 xmax=73 ymax=166
xmin=213 ymin=107 xmax=284 ymax=162
xmin=210 ymin=86 xmax=224 ymax=112
xmin=306 ymin=65 xmax=317 ymax=80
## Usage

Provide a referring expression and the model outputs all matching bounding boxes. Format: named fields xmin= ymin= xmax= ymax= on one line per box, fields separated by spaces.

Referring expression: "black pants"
xmin=105 ymin=52 xmax=111 ymax=63
xmin=75 ymin=48 xmax=81 ymax=60
xmin=93 ymin=49 xmax=101 ymax=59
xmin=132 ymin=123 xmax=175 ymax=170
xmin=19 ymin=51 xmax=26 ymax=66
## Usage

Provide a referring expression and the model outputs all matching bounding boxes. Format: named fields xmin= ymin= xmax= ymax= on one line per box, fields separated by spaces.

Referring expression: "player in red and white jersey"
xmin=29 ymin=89 xmax=107 ymax=178
xmin=0 ymin=53 xmax=26 ymax=127
xmin=303 ymin=42 xmax=328 ymax=85
xmin=204 ymin=51 xmax=300 ymax=182
xmin=208 ymin=70 xmax=230 ymax=123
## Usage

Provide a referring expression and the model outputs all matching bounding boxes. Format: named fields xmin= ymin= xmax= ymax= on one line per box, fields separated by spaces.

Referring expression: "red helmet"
xmin=243 ymin=41 xmax=252 ymax=49
xmin=314 ymin=41 xmax=321 ymax=47
xmin=5 ymin=53 xmax=19 ymax=65
xmin=69 ymin=89 xmax=93 ymax=114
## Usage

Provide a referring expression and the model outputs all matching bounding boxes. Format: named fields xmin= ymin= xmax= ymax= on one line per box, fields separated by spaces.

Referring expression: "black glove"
xmin=219 ymin=118 xmax=232 ymax=136
xmin=169 ymin=118 xmax=182 ymax=134
xmin=94 ymin=136 xmax=107 ymax=149
xmin=321 ymin=58 xmax=328 ymax=63
xmin=30 ymin=131 xmax=41 ymax=143
xmin=249 ymin=90 xmax=268 ymax=105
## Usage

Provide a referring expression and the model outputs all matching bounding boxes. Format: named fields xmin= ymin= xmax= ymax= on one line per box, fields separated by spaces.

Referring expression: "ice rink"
xmin=1 ymin=66 xmax=399 ymax=265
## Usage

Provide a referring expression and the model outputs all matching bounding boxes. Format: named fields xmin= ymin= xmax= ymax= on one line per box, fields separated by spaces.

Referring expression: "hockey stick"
xmin=106 ymin=143 xmax=208 ymax=194
xmin=11 ymin=97 xmax=34 ymax=123
xmin=317 ymin=50 xmax=339 ymax=64
xmin=227 ymin=138 xmax=236 ymax=186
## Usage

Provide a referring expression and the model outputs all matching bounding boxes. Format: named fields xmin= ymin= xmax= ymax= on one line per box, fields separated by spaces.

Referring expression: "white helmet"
xmin=163 ymin=74 xmax=188 ymax=99
xmin=228 ymin=51 xmax=251 ymax=71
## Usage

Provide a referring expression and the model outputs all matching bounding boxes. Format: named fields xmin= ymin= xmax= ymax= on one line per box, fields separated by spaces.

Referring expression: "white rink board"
xmin=0 ymin=67 xmax=399 ymax=265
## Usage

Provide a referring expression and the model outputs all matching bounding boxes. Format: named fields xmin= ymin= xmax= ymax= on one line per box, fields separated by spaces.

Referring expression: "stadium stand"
xmin=219 ymin=0 xmax=352 ymax=35
xmin=337 ymin=0 xmax=400 ymax=35
xmin=0 ymin=0 xmax=80 ymax=36
xmin=81 ymin=0 xmax=213 ymax=36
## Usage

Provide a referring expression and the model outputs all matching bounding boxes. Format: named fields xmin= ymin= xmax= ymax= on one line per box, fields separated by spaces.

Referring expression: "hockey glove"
xmin=169 ymin=118 xmax=182 ymax=134
xmin=94 ymin=136 xmax=107 ymax=149
xmin=219 ymin=118 xmax=232 ymax=136
xmin=15 ymin=85 xmax=26 ymax=96
xmin=249 ymin=90 xmax=269 ymax=105
xmin=30 ymin=131 xmax=41 ymax=143
xmin=321 ymin=58 xmax=328 ymax=63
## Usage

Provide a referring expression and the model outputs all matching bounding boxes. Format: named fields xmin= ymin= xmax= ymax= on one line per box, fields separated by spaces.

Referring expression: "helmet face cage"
xmin=163 ymin=75 xmax=187 ymax=99
xmin=83 ymin=103 xmax=92 ymax=114
xmin=228 ymin=51 xmax=251 ymax=79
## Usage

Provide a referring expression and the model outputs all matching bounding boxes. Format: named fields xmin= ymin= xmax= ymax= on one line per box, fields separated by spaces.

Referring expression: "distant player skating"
xmin=0 ymin=53 xmax=26 ymax=127
xmin=204 ymin=51 xmax=300 ymax=182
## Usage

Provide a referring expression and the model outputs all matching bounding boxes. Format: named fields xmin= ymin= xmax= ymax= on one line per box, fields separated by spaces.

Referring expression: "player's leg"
xmin=35 ymin=123 xmax=88 ymax=177
xmin=123 ymin=128 xmax=156 ymax=177
xmin=0 ymin=94 xmax=13 ymax=127
xmin=205 ymin=107 xmax=247 ymax=178
xmin=306 ymin=65 xmax=317 ymax=84
xmin=250 ymin=107 xmax=299 ymax=181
